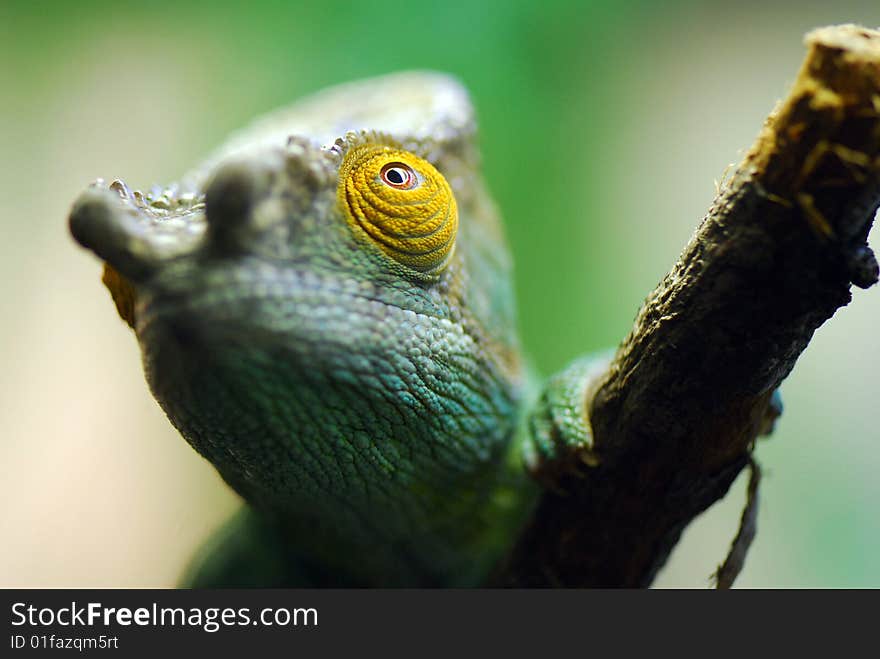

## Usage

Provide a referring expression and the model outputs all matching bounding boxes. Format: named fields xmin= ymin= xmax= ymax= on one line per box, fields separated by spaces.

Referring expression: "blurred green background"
xmin=1 ymin=0 xmax=878 ymax=587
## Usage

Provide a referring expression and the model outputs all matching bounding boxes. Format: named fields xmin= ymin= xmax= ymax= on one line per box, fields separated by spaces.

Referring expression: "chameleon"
xmin=67 ymin=71 xmax=632 ymax=587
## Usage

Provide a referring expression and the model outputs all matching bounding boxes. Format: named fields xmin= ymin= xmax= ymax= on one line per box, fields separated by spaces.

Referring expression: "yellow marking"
xmin=102 ymin=264 xmax=137 ymax=329
xmin=796 ymin=192 xmax=834 ymax=238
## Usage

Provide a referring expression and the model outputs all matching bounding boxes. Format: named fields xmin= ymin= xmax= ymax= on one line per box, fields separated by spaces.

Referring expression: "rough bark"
xmin=498 ymin=25 xmax=880 ymax=587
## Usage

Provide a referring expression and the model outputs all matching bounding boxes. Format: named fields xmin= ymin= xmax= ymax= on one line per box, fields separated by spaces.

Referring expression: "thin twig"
xmin=713 ymin=458 xmax=761 ymax=589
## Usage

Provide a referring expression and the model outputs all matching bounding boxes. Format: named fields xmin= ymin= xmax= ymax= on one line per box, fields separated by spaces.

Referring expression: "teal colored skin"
xmin=68 ymin=73 xmax=597 ymax=587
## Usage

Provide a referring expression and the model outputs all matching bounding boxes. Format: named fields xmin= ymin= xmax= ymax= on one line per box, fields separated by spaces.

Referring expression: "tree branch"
xmin=498 ymin=25 xmax=880 ymax=587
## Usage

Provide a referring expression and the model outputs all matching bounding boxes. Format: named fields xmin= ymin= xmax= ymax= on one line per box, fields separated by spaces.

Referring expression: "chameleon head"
xmin=68 ymin=73 xmax=524 ymax=584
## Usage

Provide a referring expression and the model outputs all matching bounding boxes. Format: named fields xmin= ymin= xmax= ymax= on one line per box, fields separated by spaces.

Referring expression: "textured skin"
xmin=69 ymin=72 xmax=596 ymax=586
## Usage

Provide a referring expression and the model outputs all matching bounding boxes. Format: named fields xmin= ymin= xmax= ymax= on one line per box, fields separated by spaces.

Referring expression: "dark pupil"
xmin=387 ymin=168 xmax=405 ymax=184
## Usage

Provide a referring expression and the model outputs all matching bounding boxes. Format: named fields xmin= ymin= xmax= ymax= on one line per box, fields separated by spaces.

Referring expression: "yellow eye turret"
xmin=338 ymin=144 xmax=458 ymax=278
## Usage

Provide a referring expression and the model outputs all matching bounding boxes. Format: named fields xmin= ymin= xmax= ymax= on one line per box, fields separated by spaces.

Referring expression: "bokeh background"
xmin=2 ymin=0 xmax=878 ymax=587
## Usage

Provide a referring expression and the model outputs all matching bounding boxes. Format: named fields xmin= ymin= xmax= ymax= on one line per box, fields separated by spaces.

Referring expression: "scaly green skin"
xmin=69 ymin=72 xmax=598 ymax=587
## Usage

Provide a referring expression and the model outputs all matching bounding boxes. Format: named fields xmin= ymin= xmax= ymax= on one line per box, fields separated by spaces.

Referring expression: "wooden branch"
xmin=497 ymin=25 xmax=880 ymax=587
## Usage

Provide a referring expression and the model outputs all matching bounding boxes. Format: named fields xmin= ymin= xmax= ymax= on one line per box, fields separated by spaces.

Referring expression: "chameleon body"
xmin=69 ymin=72 xmax=599 ymax=587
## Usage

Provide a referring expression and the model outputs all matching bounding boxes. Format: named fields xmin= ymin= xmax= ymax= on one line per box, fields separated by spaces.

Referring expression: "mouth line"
xmin=133 ymin=268 xmax=453 ymax=345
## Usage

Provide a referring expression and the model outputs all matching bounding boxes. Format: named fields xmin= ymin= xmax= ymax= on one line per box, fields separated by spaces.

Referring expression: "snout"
xmin=68 ymin=181 xmax=207 ymax=283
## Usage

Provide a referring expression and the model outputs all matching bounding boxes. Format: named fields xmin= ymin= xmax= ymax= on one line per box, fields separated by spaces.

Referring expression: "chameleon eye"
xmin=338 ymin=145 xmax=458 ymax=278
xmin=380 ymin=162 xmax=417 ymax=190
